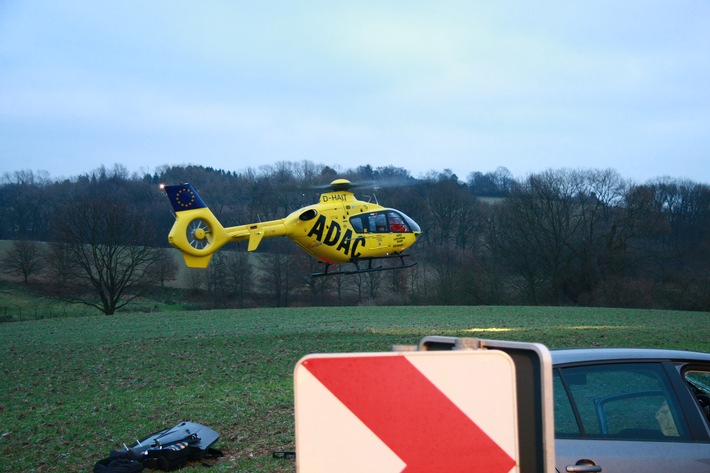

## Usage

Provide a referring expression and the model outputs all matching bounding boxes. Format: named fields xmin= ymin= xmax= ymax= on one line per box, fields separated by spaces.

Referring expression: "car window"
xmin=555 ymin=363 xmax=689 ymax=441
xmin=553 ymin=371 xmax=580 ymax=438
xmin=684 ymin=370 xmax=710 ymax=424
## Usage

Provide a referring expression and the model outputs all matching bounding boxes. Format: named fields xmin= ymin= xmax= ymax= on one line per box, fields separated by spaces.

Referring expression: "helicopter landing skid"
xmin=311 ymin=254 xmax=416 ymax=278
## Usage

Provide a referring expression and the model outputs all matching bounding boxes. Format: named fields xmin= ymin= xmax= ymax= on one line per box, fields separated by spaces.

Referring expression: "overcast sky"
xmin=1 ymin=1 xmax=708 ymax=183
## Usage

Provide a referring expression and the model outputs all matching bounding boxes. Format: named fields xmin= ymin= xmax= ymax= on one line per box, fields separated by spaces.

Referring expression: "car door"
xmin=554 ymin=361 xmax=710 ymax=473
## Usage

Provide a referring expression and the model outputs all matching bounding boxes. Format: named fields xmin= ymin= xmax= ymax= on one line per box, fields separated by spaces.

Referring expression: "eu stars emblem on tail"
xmin=163 ymin=183 xmax=207 ymax=212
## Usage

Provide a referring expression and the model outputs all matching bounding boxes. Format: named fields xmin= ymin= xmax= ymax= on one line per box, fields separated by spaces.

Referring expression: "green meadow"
xmin=1 ymin=306 xmax=708 ymax=472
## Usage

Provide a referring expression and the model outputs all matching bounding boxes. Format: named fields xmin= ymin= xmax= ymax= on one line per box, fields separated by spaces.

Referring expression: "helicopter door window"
xmin=350 ymin=216 xmax=364 ymax=233
xmin=387 ymin=212 xmax=408 ymax=233
xmin=369 ymin=214 xmax=387 ymax=233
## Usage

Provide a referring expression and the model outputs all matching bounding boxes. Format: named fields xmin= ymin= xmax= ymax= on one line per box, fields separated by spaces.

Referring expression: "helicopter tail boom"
xmin=163 ymin=183 xmax=292 ymax=268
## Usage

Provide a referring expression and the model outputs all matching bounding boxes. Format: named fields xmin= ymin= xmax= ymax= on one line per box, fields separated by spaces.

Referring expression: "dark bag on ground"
xmin=94 ymin=457 xmax=145 ymax=473
xmin=95 ymin=421 xmax=222 ymax=471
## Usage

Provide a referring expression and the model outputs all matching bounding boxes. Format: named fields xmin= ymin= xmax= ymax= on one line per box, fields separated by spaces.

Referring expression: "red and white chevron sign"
xmin=294 ymin=350 xmax=519 ymax=473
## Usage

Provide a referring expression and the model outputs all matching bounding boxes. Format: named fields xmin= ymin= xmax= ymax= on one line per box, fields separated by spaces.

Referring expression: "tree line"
xmin=1 ymin=162 xmax=708 ymax=313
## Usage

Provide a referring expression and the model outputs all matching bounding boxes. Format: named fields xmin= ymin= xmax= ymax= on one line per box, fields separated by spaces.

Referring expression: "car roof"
xmin=551 ymin=347 xmax=710 ymax=365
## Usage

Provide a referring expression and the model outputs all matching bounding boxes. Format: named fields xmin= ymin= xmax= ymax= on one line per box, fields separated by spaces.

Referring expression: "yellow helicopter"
xmin=162 ymin=179 xmax=422 ymax=276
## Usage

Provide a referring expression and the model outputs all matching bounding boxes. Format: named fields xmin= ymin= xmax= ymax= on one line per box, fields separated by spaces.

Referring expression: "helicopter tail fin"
xmin=163 ymin=183 xmax=230 ymax=268
xmin=164 ymin=182 xmax=208 ymax=213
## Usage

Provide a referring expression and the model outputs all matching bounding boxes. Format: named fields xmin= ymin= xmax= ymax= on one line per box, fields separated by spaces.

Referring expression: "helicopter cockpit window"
xmin=369 ymin=213 xmax=388 ymax=232
xmin=350 ymin=217 xmax=364 ymax=233
xmin=350 ymin=211 xmax=416 ymax=234
xmin=387 ymin=211 xmax=407 ymax=232
xmin=399 ymin=211 xmax=421 ymax=233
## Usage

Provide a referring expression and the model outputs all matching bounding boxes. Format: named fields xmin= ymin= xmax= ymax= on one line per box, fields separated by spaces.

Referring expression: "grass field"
xmin=1 ymin=305 xmax=708 ymax=472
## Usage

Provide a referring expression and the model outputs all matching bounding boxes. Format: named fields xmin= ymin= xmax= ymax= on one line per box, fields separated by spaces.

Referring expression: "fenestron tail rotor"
xmin=186 ymin=218 xmax=213 ymax=250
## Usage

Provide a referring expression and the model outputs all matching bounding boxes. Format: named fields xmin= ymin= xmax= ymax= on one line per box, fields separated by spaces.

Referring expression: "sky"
xmin=1 ymin=1 xmax=709 ymax=184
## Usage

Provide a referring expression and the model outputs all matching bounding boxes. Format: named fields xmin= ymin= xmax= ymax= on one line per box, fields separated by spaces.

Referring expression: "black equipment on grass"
xmin=94 ymin=421 xmax=222 ymax=472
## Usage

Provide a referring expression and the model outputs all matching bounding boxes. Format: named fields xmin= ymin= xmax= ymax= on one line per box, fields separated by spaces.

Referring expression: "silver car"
xmin=552 ymin=348 xmax=710 ymax=472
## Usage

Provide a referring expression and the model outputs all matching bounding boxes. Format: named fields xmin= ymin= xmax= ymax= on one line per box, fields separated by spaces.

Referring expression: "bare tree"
xmin=487 ymin=170 xmax=583 ymax=304
xmin=364 ymin=270 xmax=384 ymax=301
xmin=185 ymin=268 xmax=206 ymax=293
xmin=1 ymin=239 xmax=44 ymax=283
xmin=347 ymin=270 xmax=384 ymax=303
xmin=645 ymin=178 xmax=710 ymax=309
xmin=203 ymin=250 xmax=254 ymax=307
xmin=567 ymin=169 xmax=629 ymax=302
xmin=292 ymin=252 xmax=336 ymax=304
xmin=53 ymin=196 xmax=162 ymax=315
xmin=421 ymin=175 xmax=475 ymax=247
xmin=205 ymin=251 xmax=229 ymax=295
xmin=145 ymin=247 xmax=179 ymax=288
xmin=224 ymin=251 xmax=253 ymax=308
xmin=44 ymin=241 xmax=78 ymax=291
xmin=258 ymin=240 xmax=298 ymax=307
xmin=0 ymin=170 xmax=52 ymax=240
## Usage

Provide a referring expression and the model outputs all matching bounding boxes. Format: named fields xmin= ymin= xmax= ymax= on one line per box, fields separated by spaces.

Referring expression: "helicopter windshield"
xmin=398 ymin=211 xmax=421 ymax=233
xmin=349 ymin=210 xmax=420 ymax=234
